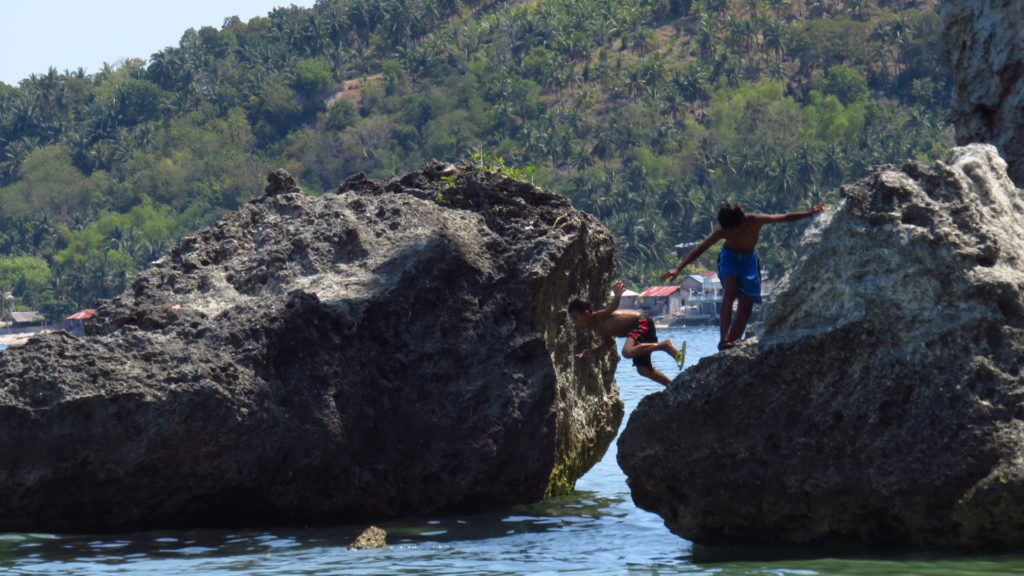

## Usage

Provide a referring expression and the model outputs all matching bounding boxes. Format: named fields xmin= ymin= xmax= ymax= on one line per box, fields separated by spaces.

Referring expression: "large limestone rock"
xmin=0 ymin=162 xmax=623 ymax=532
xmin=618 ymin=144 xmax=1024 ymax=548
xmin=942 ymin=1 xmax=1024 ymax=184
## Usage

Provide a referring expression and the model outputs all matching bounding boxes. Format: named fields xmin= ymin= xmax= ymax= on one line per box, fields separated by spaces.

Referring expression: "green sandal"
xmin=675 ymin=341 xmax=687 ymax=370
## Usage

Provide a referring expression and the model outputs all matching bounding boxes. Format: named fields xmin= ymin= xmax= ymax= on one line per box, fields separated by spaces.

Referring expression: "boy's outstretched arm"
xmin=660 ymin=231 xmax=724 ymax=282
xmin=750 ymin=204 xmax=828 ymax=224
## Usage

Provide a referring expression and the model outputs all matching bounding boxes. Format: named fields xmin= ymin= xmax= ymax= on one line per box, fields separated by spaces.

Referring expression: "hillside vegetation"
xmin=0 ymin=0 xmax=950 ymax=318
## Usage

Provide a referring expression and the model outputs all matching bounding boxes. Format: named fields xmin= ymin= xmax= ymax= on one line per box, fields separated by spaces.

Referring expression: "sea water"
xmin=4 ymin=326 xmax=1024 ymax=575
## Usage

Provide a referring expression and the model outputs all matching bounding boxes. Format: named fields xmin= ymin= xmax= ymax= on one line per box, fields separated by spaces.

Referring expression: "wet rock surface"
xmin=0 ymin=162 xmax=623 ymax=532
xmin=942 ymin=0 xmax=1024 ymax=184
xmin=618 ymin=145 xmax=1024 ymax=548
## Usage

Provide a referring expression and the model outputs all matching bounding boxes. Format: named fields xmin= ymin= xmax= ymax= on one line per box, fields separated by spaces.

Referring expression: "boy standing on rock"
xmin=569 ymin=280 xmax=683 ymax=386
xmin=661 ymin=202 xmax=827 ymax=350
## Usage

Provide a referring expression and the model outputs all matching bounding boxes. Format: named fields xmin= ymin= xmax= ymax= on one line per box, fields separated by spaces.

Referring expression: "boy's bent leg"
xmin=727 ymin=296 xmax=755 ymax=343
xmin=623 ymin=338 xmax=677 ymax=359
xmin=637 ymin=365 xmax=671 ymax=386
xmin=720 ymin=275 xmax=739 ymax=346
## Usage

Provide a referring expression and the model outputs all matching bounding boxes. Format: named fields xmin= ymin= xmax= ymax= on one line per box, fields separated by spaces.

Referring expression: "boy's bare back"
xmin=716 ymin=217 xmax=767 ymax=253
xmin=591 ymin=309 xmax=642 ymax=339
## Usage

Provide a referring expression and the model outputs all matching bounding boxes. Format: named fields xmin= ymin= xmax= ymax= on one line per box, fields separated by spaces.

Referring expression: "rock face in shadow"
xmin=942 ymin=1 xmax=1024 ymax=184
xmin=618 ymin=145 xmax=1024 ymax=548
xmin=0 ymin=162 xmax=623 ymax=532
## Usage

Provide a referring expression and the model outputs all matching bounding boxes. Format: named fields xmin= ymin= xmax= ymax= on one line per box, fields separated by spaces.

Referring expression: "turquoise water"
xmin=4 ymin=326 xmax=1024 ymax=575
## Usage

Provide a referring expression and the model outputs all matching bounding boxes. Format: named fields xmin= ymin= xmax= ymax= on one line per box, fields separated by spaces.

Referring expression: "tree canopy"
xmin=0 ymin=0 xmax=951 ymax=317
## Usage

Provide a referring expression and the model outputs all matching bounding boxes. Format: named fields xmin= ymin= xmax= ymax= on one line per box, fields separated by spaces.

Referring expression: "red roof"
xmin=66 ymin=309 xmax=97 ymax=320
xmin=640 ymin=286 xmax=681 ymax=298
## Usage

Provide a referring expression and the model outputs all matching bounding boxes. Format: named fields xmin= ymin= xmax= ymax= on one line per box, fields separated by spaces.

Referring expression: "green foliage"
xmin=0 ymin=256 xmax=53 ymax=311
xmin=291 ymin=58 xmax=335 ymax=105
xmin=0 ymin=0 xmax=952 ymax=301
xmin=813 ymin=65 xmax=870 ymax=105
xmin=471 ymin=153 xmax=537 ymax=183
xmin=0 ymin=145 xmax=107 ymax=220
xmin=116 ymin=79 xmax=167 ymax=126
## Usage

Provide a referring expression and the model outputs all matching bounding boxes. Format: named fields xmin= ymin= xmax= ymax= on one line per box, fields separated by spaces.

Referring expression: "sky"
xmin=0 ymin=0 xmax=316 ymax=86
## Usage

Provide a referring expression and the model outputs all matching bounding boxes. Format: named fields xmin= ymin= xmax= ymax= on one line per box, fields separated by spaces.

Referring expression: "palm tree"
xmin=0 ymin=137 xmax=37 ymax=181
xmin=767 ymin=153 xmax=800 ymax=207
xmin=762 ymin=18 xmax=787 ymax=63
xmin=568 ymin=143 xmax=595 ymax=173
xmin=674 ymin=64 xmax=710 ymax=118
xmin=725 ymin=15 xmax=756 ymax=54
xmin=743 ymin=0 xmax=762 ymax=19
xmin=590 ymin=130 xmax=615 ymax=168
xmin=870 ymin=25 xmax=896 ymax=87
xmin=795 ymin=146 xmax=822 ymax=189
xmin=661 ymin=88 xmax=687 ymax=123
xmin=696 ymin=14 xmax=722 ymax=60
xmin=765 ymin=0 xmax=791 ymax=20
xmin=821 ymin=144 xmax=847 ymax=187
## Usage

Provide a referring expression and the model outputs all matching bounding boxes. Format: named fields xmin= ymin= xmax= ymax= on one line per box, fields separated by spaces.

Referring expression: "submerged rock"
xmin=348 ymin=526 xmax=387 ymax=550
xmin=942 ymin=1 xmax=1024 ymax=184
xmin=0 ymin=163 xmax=623 ymax=532
xmin=618 ymin=144 xmax=1024 ymax=548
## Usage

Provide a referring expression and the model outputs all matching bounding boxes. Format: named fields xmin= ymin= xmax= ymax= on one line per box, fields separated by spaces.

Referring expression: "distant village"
xmin=0 ymin=308 xmax=95 ymax=348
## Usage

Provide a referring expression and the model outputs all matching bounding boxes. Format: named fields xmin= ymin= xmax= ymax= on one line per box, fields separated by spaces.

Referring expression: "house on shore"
xmin=613 ymin=288 xmax=641 ymax=311
xmin=680 ymin=275 xmax=703 ymax=297
xmin=66 ymin=309 xmax=97 ymax=336
xmin=6 ymin=311 xmax=44 ymax=328
xmin=639 ymin=286 xmax=685 ymax=317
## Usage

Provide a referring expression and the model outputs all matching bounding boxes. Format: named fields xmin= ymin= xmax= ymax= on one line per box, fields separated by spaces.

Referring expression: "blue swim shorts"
xmin=718 ymin=247 xmax=762 ymax=303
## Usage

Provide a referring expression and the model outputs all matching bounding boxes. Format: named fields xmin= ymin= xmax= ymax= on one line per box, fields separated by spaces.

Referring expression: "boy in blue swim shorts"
xmin=661 ymin=202 xmax=827 ymax=350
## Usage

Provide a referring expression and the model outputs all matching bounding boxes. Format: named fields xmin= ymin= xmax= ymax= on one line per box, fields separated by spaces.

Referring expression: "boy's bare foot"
xmin=718 ymin=340 xmax=735 ymax=351
xmin=658 ymin=339 xmax=679 ymax=357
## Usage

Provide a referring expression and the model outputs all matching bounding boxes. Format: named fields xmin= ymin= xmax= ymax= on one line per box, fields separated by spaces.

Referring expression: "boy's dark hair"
xmin=718 ymin=202 xmax=745 ymax=229
xmin=568 ymin=298 xmax=592 ymax=315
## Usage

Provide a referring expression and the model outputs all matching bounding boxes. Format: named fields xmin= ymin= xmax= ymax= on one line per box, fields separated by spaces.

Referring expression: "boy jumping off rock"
xmin=569 ymin=280 xmax=683 ymax=386
xmin=661 ymin=202 xmax=827 ymax=350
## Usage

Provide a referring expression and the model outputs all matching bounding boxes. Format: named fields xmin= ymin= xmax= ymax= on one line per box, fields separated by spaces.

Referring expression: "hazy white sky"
xmin=0 ymin=1 xmax=316 ymax=86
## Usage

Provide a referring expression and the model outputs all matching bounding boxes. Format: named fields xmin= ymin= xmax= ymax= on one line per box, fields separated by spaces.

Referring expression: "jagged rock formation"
xmin=0 ymin=162 xmax=623 ymax=532
xmin=942 ymin=1 xmax=1024 ymax=184
xmin=618 ymin=144 xmax=1024 ymax=548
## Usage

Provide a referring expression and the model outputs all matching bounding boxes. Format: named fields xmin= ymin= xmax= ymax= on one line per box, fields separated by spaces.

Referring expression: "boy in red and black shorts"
xmin=568 ymin=281 xmax=684 ymax=386
xmin=626 ymin=312 xmax=661 ymax=372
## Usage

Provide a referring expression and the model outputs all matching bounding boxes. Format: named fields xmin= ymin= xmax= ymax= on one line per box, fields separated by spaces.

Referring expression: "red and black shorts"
xmin=627 ymin=314 xmax=657 ymax=369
